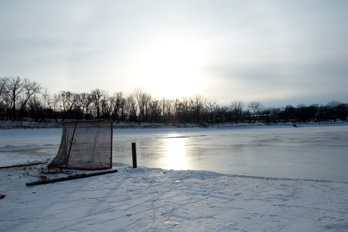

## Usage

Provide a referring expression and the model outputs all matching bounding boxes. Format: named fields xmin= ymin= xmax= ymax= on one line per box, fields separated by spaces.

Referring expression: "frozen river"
xmin=1 ymin=124 xmax=348 ymax=181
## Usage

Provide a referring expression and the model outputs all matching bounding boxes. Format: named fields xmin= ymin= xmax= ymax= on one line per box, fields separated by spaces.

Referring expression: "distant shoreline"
xmin=1 ymin=120 xmax=347 ymax=130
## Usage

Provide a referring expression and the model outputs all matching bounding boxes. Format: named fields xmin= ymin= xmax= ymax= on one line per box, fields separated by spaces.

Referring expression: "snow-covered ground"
xmin=1 ymin=123 xmax=348 ymax=231
xmin=1 ymin=154 xmax=348 ymax=231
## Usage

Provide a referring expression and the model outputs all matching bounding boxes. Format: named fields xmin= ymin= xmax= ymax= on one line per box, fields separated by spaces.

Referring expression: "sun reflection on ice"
xmin=163 ymin=134 xmax=190 ymax=170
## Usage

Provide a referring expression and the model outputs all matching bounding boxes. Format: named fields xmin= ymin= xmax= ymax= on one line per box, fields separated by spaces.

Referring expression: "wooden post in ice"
xmin=132 ymin=142 xmax=137 ymax=168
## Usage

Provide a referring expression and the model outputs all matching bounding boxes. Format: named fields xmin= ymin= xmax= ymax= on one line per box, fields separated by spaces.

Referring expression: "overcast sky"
xmin=1 ymin=0 xmax=347 ymax=107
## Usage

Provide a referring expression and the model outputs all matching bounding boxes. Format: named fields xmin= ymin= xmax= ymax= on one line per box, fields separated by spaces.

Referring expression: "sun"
xmin=132 ymin=34 xmax=206 ymax=99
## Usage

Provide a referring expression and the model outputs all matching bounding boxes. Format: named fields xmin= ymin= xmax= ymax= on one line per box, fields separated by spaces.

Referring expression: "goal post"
xmin=49 ymin=119 xmax=113 ymax=171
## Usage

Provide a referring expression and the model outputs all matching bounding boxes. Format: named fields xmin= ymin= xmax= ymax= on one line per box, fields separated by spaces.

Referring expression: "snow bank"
xmin=0 ymin=120 xmax=61 ymax=129
xmin=2 ymin=120 xmax=347 ymax=130
xmin=1 ymin=157 xmax=347 ymax=231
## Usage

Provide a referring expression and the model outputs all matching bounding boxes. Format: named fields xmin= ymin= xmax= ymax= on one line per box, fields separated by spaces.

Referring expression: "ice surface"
xmin=1 ymin=124 xmax=348 ymax=231
xmin=113 ymin=124 xmax=348 ymax=181
xmin=1 ymin=124 xmax=348 ymax=181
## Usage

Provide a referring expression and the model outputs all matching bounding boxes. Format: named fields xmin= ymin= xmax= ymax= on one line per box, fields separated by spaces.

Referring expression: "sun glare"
xmin=132 ymin=34 xmax=206 ymax=99
xmin=163 ymin=135 xmax=190 ymax=170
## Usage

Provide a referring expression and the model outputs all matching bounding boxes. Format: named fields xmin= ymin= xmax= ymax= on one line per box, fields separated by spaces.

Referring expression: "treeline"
xmin=1 ymin=77 xmax=347 ymax=124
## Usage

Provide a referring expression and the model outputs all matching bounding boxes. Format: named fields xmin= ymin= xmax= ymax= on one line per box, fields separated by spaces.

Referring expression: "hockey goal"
xmin=49 ymin=119 xmax=113 ymax=170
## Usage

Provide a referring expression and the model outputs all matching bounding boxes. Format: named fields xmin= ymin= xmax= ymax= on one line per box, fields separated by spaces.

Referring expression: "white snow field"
xmin=1 ymin=124 xmax=348 ymax=231
xmin=1 ymin=160 xmax=348 ymax=232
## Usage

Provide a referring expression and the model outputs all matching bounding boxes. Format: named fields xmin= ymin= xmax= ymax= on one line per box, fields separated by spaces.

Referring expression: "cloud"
xmin=1 ymin=0 xmax=347 ymax=106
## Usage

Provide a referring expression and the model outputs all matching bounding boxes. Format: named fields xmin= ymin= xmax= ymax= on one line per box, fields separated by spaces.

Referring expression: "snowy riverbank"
xmin=1 ymin=119 xmax=347 ymax=130
xmin=1 ymin=154 xmax=348 ymax=231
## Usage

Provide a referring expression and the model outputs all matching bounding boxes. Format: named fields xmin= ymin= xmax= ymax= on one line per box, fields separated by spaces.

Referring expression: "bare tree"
xmin=205 ymin=100 xmax=219 ymax=123
xmin=192 ymin=95 xmax=205 ymax=123
xmin=230 ymin=100 xmax=244 ymax=123
xmin=0 ymin=77 xmax=8 ymax=98
xmin=58 ymin=91 xmax=77 ymax=121
xmin=176 ymin=97 xmax=191 ymax=123
xmin=41 ymin=88 xmax=52 ymax=110
xmin=133 ymin=89 xmax=153 ymax=121
xmin=248 ymin=101 xmax=263 ymax=122
xmin=77 ymin=93 xmax=92 ymax=119
xmin=248 ymin=101 xmax=262 ymax=115
xmin=100 ymin=94 xmax=111 ymax=118
xmin=161 ymin=98 xmax=175 ymax=123
xmin=110 ymin=92 xmax=126 ymax=122
xmin=5 ymin=77 xmax=27 ymax=119
xmin=149 ymin=99 xmax=162 ymax=122
xmin=52 ymin=93 xmax=61 ymax=121
xmin=327 ymin=101 xmax=342 ymax=108
xmin=27 ymin=95 xmax=43 ymax=121
xmin=39 ymin=89 xmax=57 ymax=121
xmin=18 ymin=80 xmax=41 ymax=119
xmin=90 ymin=89 xmax=106 ymax=118
xmin=4 ymin=77 xmax=41 ymax=120
xmin=125 ymin=94 xmax=137 ymax=122
xmin=0 ymin=78 xmax=9 ymax=119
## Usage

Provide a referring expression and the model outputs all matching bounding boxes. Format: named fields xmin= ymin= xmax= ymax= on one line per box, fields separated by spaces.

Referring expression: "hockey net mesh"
xmin=49 ymin=120 xmax=113 ymax=170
